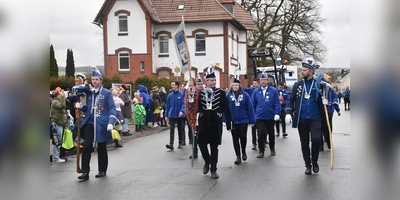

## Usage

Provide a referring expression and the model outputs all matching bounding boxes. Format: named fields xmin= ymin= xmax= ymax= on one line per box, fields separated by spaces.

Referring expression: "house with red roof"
xmin=93 ymin=0 xmax=257 ymax=88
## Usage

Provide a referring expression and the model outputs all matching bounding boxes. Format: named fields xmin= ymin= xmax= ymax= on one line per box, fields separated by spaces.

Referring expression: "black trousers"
xmin=298 ymin=118 xmax=322 ymax=165
xmin=168 ymin=118 xmax=184 ymax=146
xmin=231 ymin=124 xmax=248 ymax=157
xmin=251 ymin=124 xmax=257 ymax=145
xmin=184 ymin=120 xmax=194 ymax=144
xmin=193 ymin=126 xmax=199 ymax=155
xmin=199 ymin=143 xmax=218 ymax=172
xmin=81 ymin=124 xmax=108 ymax=173
xmin=344 ymin=97 xmax=350 ymax=110
xmin=321 ymin=112 xmax=333 ymax=146
xmin=256 ymin=120 xmax=275 ymax=152
xmin=275 ymin=110 xmax=286 ymax=133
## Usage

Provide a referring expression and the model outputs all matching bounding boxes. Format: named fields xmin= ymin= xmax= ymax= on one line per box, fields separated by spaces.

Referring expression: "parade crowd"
xmin=50 ymin=55 xmax=350 ymax=180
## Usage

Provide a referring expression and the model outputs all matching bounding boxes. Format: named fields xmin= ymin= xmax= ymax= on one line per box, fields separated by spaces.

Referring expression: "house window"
xmin=195 ymin=33 xmax=206 ymax=53
xmin=236 ymin=35 xmax=239 ymax=59
xmin=231 ymin=32 xmax=234 ymax=57
xmin=118 ymin=52 xmax=130 ymax=71
xmin=159 ymin=35 xmax=169 ymax=54
xmin=119 ymin=15 xmax=128 ymax=34
xmin=140 ymin=62 xmax=145 ymax=72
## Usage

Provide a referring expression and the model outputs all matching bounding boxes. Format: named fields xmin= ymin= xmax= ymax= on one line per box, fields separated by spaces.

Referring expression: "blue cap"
xmin=260 ymin=69 xmax=268 ymax=79
xmin=205 ymin=64 xmax=216 ymax=79
xmin=196 ymin=74 xmax=203 ymax=83
xmin=90 ymin=65 xmax=102 ymax=79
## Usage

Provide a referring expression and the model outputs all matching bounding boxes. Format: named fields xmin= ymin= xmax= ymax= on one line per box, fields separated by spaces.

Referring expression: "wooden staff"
xmin=323 ymin=88 xmax=334 ymax=170
xmin=75 ymin=103 xmax=82 ymax=173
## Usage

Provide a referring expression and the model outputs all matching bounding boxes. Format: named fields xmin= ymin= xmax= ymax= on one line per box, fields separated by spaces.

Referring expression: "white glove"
xmin=322 ymin=99 xmax=329 ymax=105
xmin=107 ymin=124 xmax=113 ymax=131
xmin=274 ymin=114 xmax=280 ymax=121
xmin=75 ymin=102 xmax=82 ymax=109
xmin=285 ymin=114 xmax=292 ymax=124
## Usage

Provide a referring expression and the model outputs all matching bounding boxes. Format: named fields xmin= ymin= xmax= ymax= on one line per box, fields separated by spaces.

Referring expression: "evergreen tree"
xmin=50 ymin=45 xmax=59 ymax=77
xmin=65 ymin=49 xmax=75 ymax=77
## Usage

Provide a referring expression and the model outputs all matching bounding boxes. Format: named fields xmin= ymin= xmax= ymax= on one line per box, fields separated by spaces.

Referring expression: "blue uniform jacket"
xmin=165 ymin=90 xmax=186 ymax=118
xmin=80 ymin=86 xmax=116 ymax=143
xmin=226 ymin=91 xmax=256 ymax=125
xmin=328 ymin=89 xmax=340 ymax=114
xmin=285 ymin=79 xmax=327 ymax=128
xmin=251 ymin=86 xmax=281 ymax=120
xmin=278 ymin=88 xmax=289 ymax=111
xmin=343 ymin=89 xmax=350 ymax=98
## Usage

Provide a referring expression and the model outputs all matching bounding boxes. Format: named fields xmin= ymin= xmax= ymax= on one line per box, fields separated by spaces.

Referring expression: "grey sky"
xmin=50 ymin=0 xmax=350 ymax=69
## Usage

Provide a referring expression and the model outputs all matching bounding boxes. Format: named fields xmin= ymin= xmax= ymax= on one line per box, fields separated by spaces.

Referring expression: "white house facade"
xmin=93 ymin=0 xmax=257 ymax=88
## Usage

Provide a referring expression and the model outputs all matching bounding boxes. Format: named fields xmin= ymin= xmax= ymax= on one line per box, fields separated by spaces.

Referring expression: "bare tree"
xmin=240 ymin=0 xmax=326 ymax=65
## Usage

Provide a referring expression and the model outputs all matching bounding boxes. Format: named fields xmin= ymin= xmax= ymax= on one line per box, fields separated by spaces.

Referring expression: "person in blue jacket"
xmin=343 ymin=86 xmax=350 ymax=110
xmin=74 ymin=66 xmax=116 ymax=180
xmin=138 ymin=85 xmax=153 ymax=128
xmin=275 ymin=82 xmax=289 ymax=137
xmin=226 ymin=75 xmax=255 ymax=165
xmin=165 ymin=81 xmax=186 ymax=150
xmin=320 ymin=88 xmax=341 ymax=151
xmin=251 ymin=72 xmax=281 ymax=158
xmin=244 ymin=78 xmax=263 ymax=150
xmin=285 ymin=55 xmax=329 ymax=175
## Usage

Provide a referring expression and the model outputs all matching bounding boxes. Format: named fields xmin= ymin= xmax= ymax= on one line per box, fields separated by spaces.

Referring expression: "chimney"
xmin=221 ymin=0 xmax=234 ymax=14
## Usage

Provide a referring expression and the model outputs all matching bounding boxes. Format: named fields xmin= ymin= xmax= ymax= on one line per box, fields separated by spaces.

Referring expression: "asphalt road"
xmin=50 ymin=103 xmax=350 ymax=200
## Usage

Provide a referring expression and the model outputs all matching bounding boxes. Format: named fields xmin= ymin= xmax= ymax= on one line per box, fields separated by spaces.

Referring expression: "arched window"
xmin=195 ymin=32 xmax=206 ymax=53
xmin=118 ymin=15 xmax=128 ymax=35
xmin=118 ymin=51 xmax=130 ymax=71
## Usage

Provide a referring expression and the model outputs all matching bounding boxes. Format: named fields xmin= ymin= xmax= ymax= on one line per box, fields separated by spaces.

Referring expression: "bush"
xmin=132 ymin=75 xmax=174 ymax=93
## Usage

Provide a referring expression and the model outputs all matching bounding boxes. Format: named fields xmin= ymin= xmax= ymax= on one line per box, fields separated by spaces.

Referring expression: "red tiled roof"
xmin=94 ymin=0 xmax=257 ymax=30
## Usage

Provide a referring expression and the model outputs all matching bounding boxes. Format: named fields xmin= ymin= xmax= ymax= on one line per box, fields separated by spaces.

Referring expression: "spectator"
xmin=119 ymin=84 xmax=133 ymax=136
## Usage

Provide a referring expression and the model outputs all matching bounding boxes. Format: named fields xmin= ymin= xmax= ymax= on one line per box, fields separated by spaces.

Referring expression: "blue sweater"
xmin=251 ymin=86 xmax=281 ymax=120
xmin=165 ymin=90 xmax=186 ymax=118
xmin=226 ymin=91 xmax=256 ymax=124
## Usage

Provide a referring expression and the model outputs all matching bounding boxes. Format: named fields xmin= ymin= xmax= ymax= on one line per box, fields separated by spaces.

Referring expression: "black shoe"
xmin=166 ymin=144 xmax=174 ymax=150
xmin=283 ymin=132 xmax=288 ymax=137
xmin=189 ymin=141 xmax=193 ymax=145
xmin=128 ymin=130 xmax=130 ymax=132
xmin=270 ymin=149 xmax=276 ymax=156
xmin=276 ymin=132 xmax=280 ymax=137
xmin=178 ymin=144 xmax=183 ymax=149
xmin=242 ymin=153 xmax=247 ymax=161
xmin=115 ymin=143 xmax=123 ymax=148
xmin=203 ymin=163 xmax=210 ymax=174
xmin=95 ymin=172 xmax=106 ymax=178
xmin=182 ymin=142 xmax=186 ymax=146
xmin=122 ymin=132 xmax=132 ymax=136
xmin=211 ymin=171 xmax=219 ymax=179
xmin=265 ymin=141 xmax=269 ymax=145
xmin=305 ymin=165 xmax=312 ymax=175
xmin=189 ymin=153 xmax=198 ymax=159
xmin=312 ymin=162 xmax=319 ymax=173
xmin=252 ymin=144 xmax=256 ymax=150
xmin=256 ymin=152 xmax=264 ymax=158
xmin=78 ymin=173 xmax=89 ymax=180
xmin=234 ymin=157 xmax=241 ymax=165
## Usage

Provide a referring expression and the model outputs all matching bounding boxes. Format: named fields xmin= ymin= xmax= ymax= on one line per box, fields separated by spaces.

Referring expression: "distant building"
xmin=339 ymin=73 xmax=350 ymax=92
xmin=93 ymin=0 xmax=257 ymax=88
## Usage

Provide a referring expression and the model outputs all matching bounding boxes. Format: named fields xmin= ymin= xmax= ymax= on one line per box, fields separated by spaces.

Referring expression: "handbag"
xmin=62 ymin=128 xmax=74 ymax=150
xmin=112 ymin=129 xmax=121 ymax=141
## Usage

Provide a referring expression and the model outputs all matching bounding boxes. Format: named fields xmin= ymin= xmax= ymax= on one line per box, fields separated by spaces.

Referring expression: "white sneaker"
xmin=55 ymin=158 xmax=65 ymax=163
xmin=153 ymin=124 xmax=159 ymax=127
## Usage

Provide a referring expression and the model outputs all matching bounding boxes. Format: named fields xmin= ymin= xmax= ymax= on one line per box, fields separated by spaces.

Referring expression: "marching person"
xmin=251 ymin=72 xmax=280 ymax=158
xmin=197 ymin=65 xmax=232 ymax=179
xmin=343 ymin=86 xmax=350 ymax=110
xmin=189 ymin=75 xmax=204 ymax=159
xmin=226 ymin=75 xmax=255 ymax=165
xmin=244 ymin=79 xmax=262 ymax=150
xmin=285 ymin=55 xmax=328 ymax=175
xmin=75 ymin=66 xmax=116 ymax=180
xmin=320 ymin=88 xmax=341 ymax=151
xmin=165 ymin=81 xmax=186 ymax=150
xmin=119 ymin=84 xmax=133 ymax=136
xmin=275 ymin=82 xmax=289 ymax=137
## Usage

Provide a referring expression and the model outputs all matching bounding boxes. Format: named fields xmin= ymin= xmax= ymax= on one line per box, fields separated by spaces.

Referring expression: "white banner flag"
xmin=173 ymin=17 xmax=190 ymax=74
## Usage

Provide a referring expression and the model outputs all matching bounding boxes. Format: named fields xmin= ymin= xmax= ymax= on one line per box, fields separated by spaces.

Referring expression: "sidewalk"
xmin=51 ymin=124 xmax=169 ymax=158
